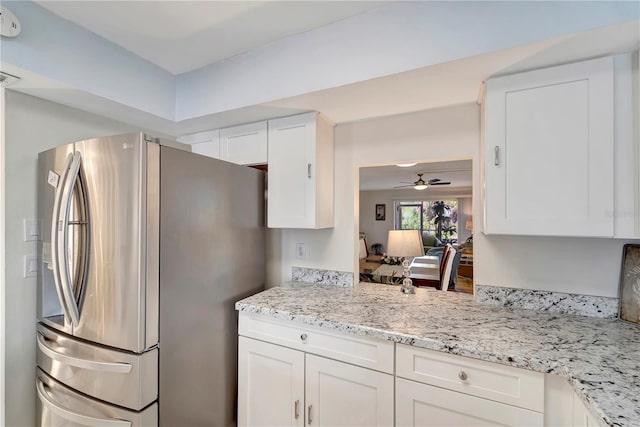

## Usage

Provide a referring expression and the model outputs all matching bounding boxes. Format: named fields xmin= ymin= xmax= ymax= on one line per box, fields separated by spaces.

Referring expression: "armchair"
xmin=421 ymin=232 xmax=442 ymax=253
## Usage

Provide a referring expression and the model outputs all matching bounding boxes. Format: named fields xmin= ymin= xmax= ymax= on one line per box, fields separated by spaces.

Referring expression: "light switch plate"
xmin=23 ymin=219 xmax=41 ymax=241
xmin=24 ymin=255 xmax=40 ymax=277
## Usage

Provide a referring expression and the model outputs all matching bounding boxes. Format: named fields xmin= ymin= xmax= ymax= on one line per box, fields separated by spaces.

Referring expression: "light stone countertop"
xmin=235 ymin=281 xmax=640 ymax=427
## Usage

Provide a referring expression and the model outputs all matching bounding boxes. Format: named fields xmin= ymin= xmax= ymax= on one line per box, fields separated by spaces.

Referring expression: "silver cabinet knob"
xmin=300 ymin=333 xmax=307 ymax=342
xmin=458 ymin=371 xmax=469 ymax=381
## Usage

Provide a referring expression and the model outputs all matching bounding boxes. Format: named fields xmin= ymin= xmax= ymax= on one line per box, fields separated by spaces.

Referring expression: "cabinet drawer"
xmin=239 ymin=314 xmax=394 ymax=374
xmin=396 ymin=377 xmax=543 ymax=427
xmin=396 ymin=344 xmax=544 ymax=412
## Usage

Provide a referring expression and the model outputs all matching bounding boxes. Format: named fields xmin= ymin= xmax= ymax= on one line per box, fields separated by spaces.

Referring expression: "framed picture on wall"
xmin=375 ymin=204 xmax=386 ymax=221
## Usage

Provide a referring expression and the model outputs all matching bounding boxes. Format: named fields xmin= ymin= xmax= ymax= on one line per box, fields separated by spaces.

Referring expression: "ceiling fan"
xmin=394 ymin=173 xmax=451 ymax=190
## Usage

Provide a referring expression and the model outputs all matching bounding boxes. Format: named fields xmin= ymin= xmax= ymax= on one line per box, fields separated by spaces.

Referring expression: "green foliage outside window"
xmin=396 ymin=200 xmax=458 ymax=243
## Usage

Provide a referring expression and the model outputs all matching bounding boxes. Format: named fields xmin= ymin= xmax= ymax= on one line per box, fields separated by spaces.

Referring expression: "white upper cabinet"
xmin=219 ymin=121 xmax=268 ymax=166
xmin=613 ymin=52 xmax=640 ymax=238
xmin=267 ymin=112 xmax=334 ymax=229
xmin=177 ymin=130 xmax=221 ymax=159
xmin=484 ymin=56 xmax=617 ymax=237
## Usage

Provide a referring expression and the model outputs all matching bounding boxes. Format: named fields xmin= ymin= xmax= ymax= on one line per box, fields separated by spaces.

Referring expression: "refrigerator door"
xmin=158 ymin=147 xmax=265 ymax=426
xmin=38 ymin=142 xmax=77 ymax=335
xmin=36 ymin=323 xmax=157 ymax=410
xmin=72 ymin=133 xmax=159 ymax=353
xmin=36 ymin=368 xmax=158 ymax=427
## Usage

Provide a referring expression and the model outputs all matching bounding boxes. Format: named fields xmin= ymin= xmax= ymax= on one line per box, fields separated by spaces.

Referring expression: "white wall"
xmin=273 ymin=102 xmax=638 ymax=299
xmin=458 ymin=197 xmax=473 ymax=243
xmin=3 ymin=90 xmax=146 ymax=426
xmin=358 ymin=188 xmax=472 ymax=253
xmin=3 ymin=1 xmax=175 ymax=120
xmin=474 ymin=234 xmax=639 ymax=297
xmin=176 ymin=1 xmax=640 ymax=121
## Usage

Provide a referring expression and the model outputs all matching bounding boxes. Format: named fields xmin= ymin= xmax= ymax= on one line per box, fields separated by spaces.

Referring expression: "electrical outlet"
xmin=296 ymin=243 xmax=306 ymax=260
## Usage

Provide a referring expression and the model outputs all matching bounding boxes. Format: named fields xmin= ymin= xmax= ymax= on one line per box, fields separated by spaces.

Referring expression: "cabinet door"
xmin=220 ymin=121 xmax=267 ymax=165
xmin=238 ymin=337 xmax=304 ymax=427
xmin=177 ymin=130 xmax=220 ymax=159
xmin=572 ymin=394 xmax=600 ymax=427
xmin=305 ymin=354 xmax=393 ymax=427
xmin=396 ymin=378 xmax=543 ymax=427
xmin=485 ymin=57 xmax=614 ymax=237
xmin=268 ymin=112 xmax=334 ymax=229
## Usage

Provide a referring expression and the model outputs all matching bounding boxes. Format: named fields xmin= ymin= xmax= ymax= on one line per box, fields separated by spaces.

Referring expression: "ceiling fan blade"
xmin=427 ymin=178 xmax=441 ymax=184
xmin=393 ymin=184 xmax=415 ymax=188
xmin=399 ymin=181 xmax=415 ymax=184
xmin=429 ymin=181 xmax=451 ymax=185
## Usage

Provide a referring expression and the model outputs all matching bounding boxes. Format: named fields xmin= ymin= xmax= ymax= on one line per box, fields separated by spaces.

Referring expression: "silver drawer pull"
xmin=300 ymin=333 xmax=307 ymax=342
xmin=37 ymin=333 xmax=132 ymax=374
xmin=308 ymin=405 xmax=312 ymax=424
xmin=37 ymin=380 xmax=132 ymax=427
xmin=494 ymin=146 xmax=500 ymax=166
xmin=458 ymin=371 xmax=469 ymax=381
xmin=294 ymin=400 xmax=300 ymax=419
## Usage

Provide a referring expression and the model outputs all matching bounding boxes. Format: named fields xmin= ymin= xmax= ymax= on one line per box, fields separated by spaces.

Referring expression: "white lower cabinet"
xmin=238 ymin=316 xmax=394 ymax=427
xmin=238 ymin=337 xmax=304 ymax=427
xmin=572 ymin=394 xmax=600 ymax=427
xmin=396 ymin=378 xmax=543 ymax=427
xmin=239 ymin=316 xmax=603 ymax=427
xmin=305 ymin=354 xmax=393 ymax=426
xmin=544 ymin=374 xmax=601 ymax=427
xmin=396 ymin=344 xmax=544 ymax=412
xmin=396 ymin=344 xmax=544 ymax=427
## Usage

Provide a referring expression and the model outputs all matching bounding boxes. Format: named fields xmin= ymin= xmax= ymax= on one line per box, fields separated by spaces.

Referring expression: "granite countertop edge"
xmin=235 ymin=282 xmax=640 ymax=427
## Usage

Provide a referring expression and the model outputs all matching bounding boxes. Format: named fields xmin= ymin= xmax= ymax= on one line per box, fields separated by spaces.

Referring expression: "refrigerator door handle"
xmin=50 ymin=153 xmax=74 ymax=322
xmin=57 ymin=151 xmax=84 ymax=327
xmin=37 ymin=378 xmax=133 ymax=427
xmin=37 ymin=333 xmax=132 ymax=374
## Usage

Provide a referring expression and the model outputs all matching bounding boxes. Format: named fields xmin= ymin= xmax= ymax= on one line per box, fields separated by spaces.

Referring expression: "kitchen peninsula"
xmin=236 ymin=282 xmax=640 ymax=427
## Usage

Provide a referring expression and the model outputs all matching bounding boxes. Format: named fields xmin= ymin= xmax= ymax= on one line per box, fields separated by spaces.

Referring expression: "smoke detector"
xmin=0 ymin=71 xmax=21 ymax=87
xmin=1 ymin=6 xmax=21 ymax=38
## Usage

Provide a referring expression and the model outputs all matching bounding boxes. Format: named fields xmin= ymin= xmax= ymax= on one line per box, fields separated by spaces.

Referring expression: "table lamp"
xmin=386 ymin=230 xmax=424 ymax=294
xmin=465 ymin=219 xmax=474 ymax=247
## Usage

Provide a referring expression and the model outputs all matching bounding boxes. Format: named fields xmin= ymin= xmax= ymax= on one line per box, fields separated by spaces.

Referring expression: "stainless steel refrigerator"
xmin=36 ymin=132 xmax=265 ymax=426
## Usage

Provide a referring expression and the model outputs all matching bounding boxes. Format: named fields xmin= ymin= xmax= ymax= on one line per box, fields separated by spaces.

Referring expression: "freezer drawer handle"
xmin=37 ymin=379 xmax=132 ymax=427
xmin=37 ymin=333 xmax=133 ymax=374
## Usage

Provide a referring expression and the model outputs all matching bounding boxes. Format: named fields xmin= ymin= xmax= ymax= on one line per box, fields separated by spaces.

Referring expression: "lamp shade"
xmin=386 ymin=230 xmax=424 ymax=257
xmin=466 ymin=220 xmax=473 ymax=231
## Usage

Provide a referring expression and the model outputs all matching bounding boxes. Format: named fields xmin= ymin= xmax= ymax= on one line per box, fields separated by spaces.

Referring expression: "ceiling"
xmin=359 ymin=160 xmax=472 ymax=192
xmin=35 ymin=1 xmax=387 ymax=75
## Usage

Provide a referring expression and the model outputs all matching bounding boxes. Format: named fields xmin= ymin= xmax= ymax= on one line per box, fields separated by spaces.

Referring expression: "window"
xmin=395 ymin=200 xmax=458 ymax=244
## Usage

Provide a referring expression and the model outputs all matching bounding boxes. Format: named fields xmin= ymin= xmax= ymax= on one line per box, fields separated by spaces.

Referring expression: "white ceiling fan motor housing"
xmin=0 ymin=6 xmax=21 ymax=38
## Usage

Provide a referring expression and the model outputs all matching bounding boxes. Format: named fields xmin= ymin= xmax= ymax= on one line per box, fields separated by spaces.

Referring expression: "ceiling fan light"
xmin=414 ymin=184 xmax=428 ymax=190
xmin=396 ymin=163 xmax=417 ymax=168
